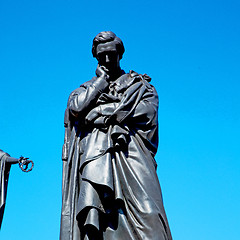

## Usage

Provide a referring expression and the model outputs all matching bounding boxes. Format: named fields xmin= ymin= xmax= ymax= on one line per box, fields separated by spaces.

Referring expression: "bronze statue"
xmin=60 ymin=31 xmax=172 ymax=240
xmin=0 ymin=150 xmax=33 ymax=229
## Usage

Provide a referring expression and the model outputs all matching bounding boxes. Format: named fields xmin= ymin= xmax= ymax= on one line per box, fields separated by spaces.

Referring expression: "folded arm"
xmin=86 ymin=81 xmax=158 ymax=128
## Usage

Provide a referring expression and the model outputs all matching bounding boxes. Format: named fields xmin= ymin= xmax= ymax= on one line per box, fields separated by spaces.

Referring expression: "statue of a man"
xmin=60 ymin=31 xmax=172 ymax=240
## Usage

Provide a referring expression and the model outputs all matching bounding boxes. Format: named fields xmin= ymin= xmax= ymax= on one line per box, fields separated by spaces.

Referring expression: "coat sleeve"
xmin=68 ymin=77 xmax=109 ymax=118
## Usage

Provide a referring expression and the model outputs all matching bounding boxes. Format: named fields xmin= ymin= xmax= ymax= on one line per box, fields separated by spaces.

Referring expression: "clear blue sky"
xmin=0 ymin=0 xmax=239 ymax=239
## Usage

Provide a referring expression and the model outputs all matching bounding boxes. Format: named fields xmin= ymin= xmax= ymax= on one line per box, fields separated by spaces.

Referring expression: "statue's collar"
xmin=109 ymin=70 xmax=142 ymax=93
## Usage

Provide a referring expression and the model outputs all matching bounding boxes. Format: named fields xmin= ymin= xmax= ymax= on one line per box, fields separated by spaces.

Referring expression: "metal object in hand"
xmin=18 ymin=156 xmax=34 ymax=172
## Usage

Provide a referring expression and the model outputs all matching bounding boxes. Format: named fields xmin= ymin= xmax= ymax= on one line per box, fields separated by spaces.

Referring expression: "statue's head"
xmin=92 ymin=31 xmax=125 ymax=73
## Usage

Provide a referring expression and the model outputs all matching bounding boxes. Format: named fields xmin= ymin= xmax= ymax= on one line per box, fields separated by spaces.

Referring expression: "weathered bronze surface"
xmin=60 ymin=31 xmax=172 ymax=240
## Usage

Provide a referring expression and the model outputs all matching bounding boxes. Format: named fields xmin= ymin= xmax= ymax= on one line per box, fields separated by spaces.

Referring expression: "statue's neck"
xmin=108 ymin=67 xmax=123 ymax=82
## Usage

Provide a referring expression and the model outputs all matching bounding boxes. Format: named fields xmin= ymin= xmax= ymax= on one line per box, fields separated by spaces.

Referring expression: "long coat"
xmin=60 ymin=71 xmax=172 ymax=240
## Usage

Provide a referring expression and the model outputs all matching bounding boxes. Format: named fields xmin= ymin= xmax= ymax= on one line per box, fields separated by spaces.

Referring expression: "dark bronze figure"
xmin=60 ymin=31 xmax=172 ymax=240
xmin=0 ymin=150 xmax=33 ymax=229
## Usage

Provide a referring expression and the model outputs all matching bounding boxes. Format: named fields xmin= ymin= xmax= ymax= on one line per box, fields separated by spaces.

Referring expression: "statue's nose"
xmin=105 ymin=54 xmax=110 ymax=63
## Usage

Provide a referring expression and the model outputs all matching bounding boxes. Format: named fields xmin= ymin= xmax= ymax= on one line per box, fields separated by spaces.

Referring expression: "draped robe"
xmin=60 ymin=70 xmax=172 ymax=240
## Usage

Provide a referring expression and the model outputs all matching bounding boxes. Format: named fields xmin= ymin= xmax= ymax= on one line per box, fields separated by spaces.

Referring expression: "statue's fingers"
xmin=86 ymin=108 xmax=101 ymax=122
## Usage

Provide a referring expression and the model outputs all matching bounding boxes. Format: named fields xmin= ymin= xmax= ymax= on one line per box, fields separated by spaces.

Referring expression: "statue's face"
xmin=96 ymin=41 xmax=120 ymax=72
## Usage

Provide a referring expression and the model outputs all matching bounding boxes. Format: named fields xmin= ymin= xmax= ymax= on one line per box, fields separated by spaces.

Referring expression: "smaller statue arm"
xmin=5 ymin=156 xmax=19 ymax=164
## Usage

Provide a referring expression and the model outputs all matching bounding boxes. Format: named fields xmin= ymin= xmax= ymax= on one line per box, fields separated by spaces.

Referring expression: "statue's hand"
xmin=96 ymin=65 xmax=109 ymax=81
xmin=86 ymin=107 xmax=101 ymax=122
xmin=86 ymin=106 xmax=109 ymax=126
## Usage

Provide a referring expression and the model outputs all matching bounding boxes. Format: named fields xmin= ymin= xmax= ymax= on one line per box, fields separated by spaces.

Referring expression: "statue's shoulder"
xmin=68 ymin=77 xmax=97 ymax=99
xmin=80 ymin=77 xmax=97 ymax=88
xmin=128 ymin=70 xmax=156 ymax=92
xmin=129 ymin=70 xmax=151 ymax=83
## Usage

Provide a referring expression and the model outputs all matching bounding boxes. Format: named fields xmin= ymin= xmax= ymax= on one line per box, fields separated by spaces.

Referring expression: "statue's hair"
xmin=92 ymin=31 xmax=125 ymax=59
